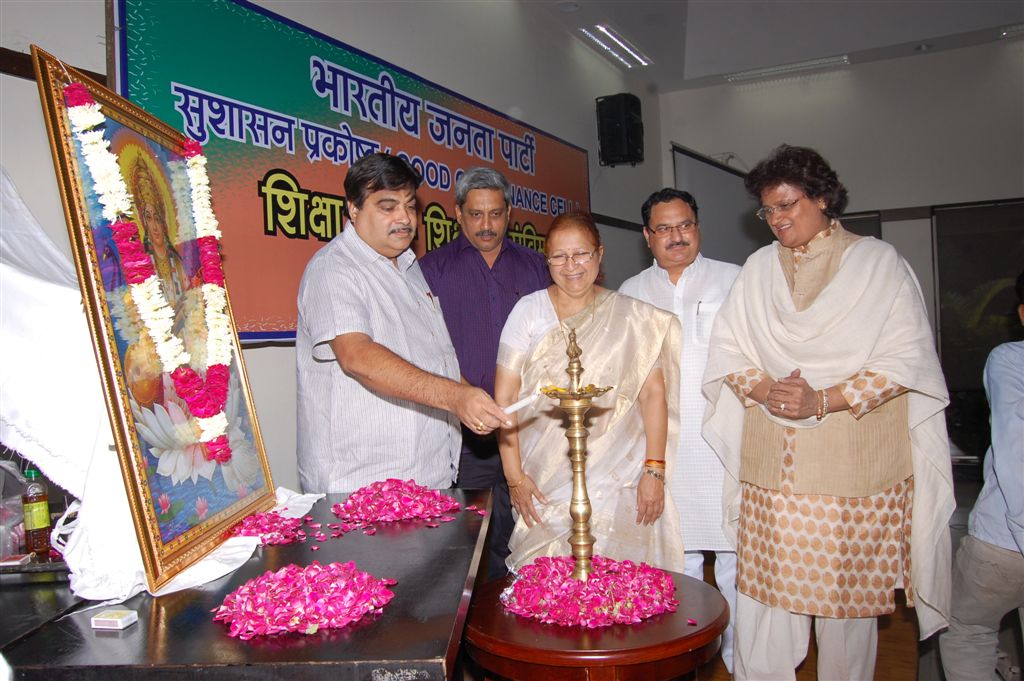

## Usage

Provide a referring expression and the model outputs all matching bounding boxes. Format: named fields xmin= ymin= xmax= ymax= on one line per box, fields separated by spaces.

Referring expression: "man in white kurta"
xmin=296 ymin=153 xmax=509 ymax=493
xmin=620 ymin=188 xmax=741 ymax=672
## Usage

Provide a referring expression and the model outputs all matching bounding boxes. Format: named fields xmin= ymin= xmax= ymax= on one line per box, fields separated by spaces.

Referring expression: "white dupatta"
xmin=703 ymin=237 xmax=954 ymax=639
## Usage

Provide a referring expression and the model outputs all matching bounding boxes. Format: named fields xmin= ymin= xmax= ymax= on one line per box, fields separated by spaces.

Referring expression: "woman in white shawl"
xmin=703 ymin=145 xmax=953 ymax=680
xmin=495 ymin=212 xmax=685 ymax=574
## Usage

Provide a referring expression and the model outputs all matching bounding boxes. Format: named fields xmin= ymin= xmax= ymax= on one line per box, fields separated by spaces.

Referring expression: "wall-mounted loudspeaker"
xmin=596 ymin=93 xmax=643 ymax=167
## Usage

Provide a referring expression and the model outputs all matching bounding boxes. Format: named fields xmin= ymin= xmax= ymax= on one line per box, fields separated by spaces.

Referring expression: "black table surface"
xmin=1 ymin=489 xmax=490 ymax=681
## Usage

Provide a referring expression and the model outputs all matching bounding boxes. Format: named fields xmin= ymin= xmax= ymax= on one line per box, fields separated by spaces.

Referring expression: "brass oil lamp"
xmin=541 ymin=329 xmax=611 ymax=580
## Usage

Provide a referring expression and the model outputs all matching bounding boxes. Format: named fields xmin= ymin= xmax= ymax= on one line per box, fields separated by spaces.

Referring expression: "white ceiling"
xmin=527 ymin=0 xmax=1024 ymax=92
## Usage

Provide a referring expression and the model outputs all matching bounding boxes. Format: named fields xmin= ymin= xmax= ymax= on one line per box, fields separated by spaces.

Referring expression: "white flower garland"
xmin=67 ymin=101 xmax=233 ymax=446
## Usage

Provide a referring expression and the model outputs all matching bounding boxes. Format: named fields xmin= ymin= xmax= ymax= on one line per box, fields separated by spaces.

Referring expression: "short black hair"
xmin=641 ymin=188 xmax=699 ymax=228
xmin=745 ymin=144 xmax=849 ymax=218
xmin=344 ymin=153 xmax=422 ymax=216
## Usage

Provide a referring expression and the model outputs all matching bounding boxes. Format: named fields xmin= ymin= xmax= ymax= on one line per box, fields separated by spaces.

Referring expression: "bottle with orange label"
xmin=22 ymin=467 xmax=51 ymax=557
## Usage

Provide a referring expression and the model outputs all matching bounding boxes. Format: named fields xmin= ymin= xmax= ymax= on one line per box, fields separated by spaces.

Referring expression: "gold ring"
xmin=475 ymin=421 xmax=484 ymax=430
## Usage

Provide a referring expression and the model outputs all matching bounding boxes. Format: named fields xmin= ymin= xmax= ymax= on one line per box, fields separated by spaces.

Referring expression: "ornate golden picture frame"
xmin=32 ymin=46 xmax=275 ymax=591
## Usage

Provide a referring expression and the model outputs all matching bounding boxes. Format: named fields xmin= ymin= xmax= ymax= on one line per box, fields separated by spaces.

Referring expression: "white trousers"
xmin=734 ymin=593 xmax=878 ymax=681
xmin=940 ymin=534 xmax=1024 ymax=681
xmin=685 ymin=550 xmax=737 ymax=673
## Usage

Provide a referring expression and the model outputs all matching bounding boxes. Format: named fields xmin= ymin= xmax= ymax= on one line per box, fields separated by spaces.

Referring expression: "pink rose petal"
xmin=212 ymin=561 xmax=394 ymax=639
xmin=500 ymin=555 xmax=678 ymax=628
xmin=332 ymin=479 xmax=460 ymax=526
xmin=231 ymin=511 xmax=305 ymax=545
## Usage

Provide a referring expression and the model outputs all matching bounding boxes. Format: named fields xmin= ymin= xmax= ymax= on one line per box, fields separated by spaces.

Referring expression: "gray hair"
xmin=454 ymin=167 xmax=511 ymax=208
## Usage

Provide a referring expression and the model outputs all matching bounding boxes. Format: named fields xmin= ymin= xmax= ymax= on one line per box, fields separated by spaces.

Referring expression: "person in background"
xmin=940 ymin=269 xmax=1024 ymax=681
xmin=495 ymin=211 xmax=686 ymax=574
xmin=420 ymin=167 xmax=549 ymax=579
xmin=620 ymin=187 xmax=741 ymax=672
xmin=296 ymin=153 xmax=508 ymax=494
xmin=703 ymin=144 xmax=953 ymax=680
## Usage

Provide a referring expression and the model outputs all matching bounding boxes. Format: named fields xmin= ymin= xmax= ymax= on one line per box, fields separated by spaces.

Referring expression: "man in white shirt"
xmin=620 ymin=188 xmax=741 ymax=672
xmin=296 ymin=153 xmax=509 ymax=493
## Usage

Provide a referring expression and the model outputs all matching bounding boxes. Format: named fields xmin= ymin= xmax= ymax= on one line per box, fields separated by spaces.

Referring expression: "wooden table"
xmin=464 ymin=571 xmax=728 ymax=680
xmin=2 ymin=489 xmax=490 ymax=680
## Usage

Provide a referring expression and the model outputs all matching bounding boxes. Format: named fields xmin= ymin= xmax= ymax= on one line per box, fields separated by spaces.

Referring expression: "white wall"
xmin=660 ymin=39 xmax=1024 ymax=326
xmin=1 ymin=1 xmax=665 ymax=489
xmin=597 ymin=224 xmax=648 ymax=289
xmin=660 ymin=40 xmax=1023 ymax=212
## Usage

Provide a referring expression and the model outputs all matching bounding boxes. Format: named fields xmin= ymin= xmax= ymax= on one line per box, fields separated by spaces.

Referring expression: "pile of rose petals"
xmin=231 ymin=511 xmax=306 ymax=545
xmin=332 ymin=479 xmax=461 ymax=524
xmin=212 ymin=561 xmax=396 ymax=639
xmin=500 ymin=555 xmax=678 ymax=628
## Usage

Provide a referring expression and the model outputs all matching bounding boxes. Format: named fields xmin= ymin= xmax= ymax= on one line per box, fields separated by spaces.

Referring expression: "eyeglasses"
xmin=755 ymin=196 xmax=803 ymax=221
xmin=547 ymin=250 xmax=597 ymax=267
xmin=647 ymin=221 xmax=698 ymax=238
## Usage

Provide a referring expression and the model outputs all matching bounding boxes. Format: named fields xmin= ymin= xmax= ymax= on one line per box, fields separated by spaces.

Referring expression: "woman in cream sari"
xmin=494 ymin=212 xmax=686 ymax=573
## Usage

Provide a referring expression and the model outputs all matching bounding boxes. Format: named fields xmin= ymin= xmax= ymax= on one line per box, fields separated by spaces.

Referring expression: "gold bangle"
xmin=644 ymin=458 xmax=666 ymax=468
xmin=507 ymin=473 xmax=525 ymax=489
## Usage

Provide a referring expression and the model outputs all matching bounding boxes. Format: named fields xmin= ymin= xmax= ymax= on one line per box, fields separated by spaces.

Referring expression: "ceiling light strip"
xmin=578 ymin=27 xmax=633 ymax=69
xmin=725 ymin=55 xmax=851 ymax=83
xmin=595 ymin=25 xmax=651 ymax=67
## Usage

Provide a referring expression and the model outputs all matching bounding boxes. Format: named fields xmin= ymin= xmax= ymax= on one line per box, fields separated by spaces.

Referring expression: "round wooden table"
xmin=464 ymin=571 xmax=728 ymax=680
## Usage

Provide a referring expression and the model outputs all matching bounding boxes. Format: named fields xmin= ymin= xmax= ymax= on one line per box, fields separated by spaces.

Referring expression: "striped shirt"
xmin=296 ymin=225 xmax=461 ymax=493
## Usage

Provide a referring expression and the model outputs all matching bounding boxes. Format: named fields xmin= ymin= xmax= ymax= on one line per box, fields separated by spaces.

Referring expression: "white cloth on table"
xmin=296 ymin=224 xmax=461 ymax=493
xmin=0 ymin=166 xmax=261 ymax=602
xmin=0 ymin=166 xmax=148 ymax=601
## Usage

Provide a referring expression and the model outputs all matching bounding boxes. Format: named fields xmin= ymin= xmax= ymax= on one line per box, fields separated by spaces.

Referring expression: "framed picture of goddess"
xmin=32 ymin=46 xmax=275 ymax=591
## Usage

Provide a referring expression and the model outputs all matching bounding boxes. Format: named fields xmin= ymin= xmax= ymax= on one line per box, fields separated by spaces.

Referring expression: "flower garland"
xmin=500 ymin=555 xmax=678 ymax=628
xmin=332 ymin=479 xmax=461 ymax=525
xmin=212 ymin=561 xmax=396 ymax=639
xmin=63 ymin=82 xmax=233 ymax=463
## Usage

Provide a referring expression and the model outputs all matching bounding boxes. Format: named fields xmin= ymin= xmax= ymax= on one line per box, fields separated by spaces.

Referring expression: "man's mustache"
xmin=474 ymin=230 xmax=498 ymax=239
xmin=389 ymin=226 xmax=413 ymax=235
xmin=666 ymin=239 xmax=692 ymax=249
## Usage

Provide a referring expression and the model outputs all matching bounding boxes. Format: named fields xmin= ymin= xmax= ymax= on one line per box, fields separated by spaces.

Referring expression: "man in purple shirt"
xmin=420 ymin=167 xmax=550 ymax=578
